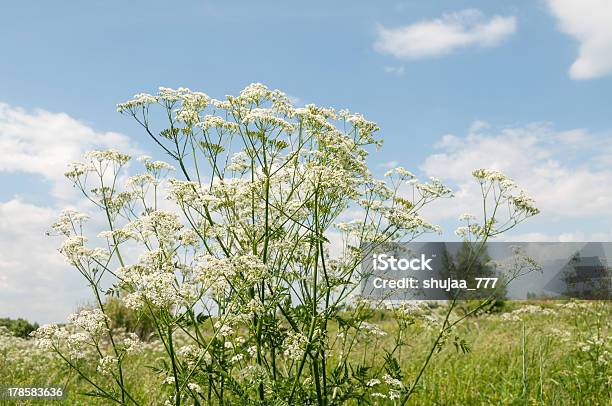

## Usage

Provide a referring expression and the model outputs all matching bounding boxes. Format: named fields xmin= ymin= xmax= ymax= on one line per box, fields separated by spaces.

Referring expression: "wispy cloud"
xmin=419 ymin=121 xmax=612 ymax=239
xmin=546 ymin=0 xmax=612 ymax=79
xmin=374 ymin=9 xmax=516 ymax=60
xmin=287 ymin=94 xmax=302 ymax=106
xmin=379 ymin=160 xmax=400 ymax=169
xmin=0 ymin=198 xmax=92 ymax=323
xmin=383 ymin=65 xmax=405 ymax=75
xmin=0 ymin=103 xmax=139 ymax=198
xmin=0 ymin=103 xmax=139 ymax=323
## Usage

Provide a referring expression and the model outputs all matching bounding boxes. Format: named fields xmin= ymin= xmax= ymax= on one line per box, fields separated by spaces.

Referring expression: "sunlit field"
xmin=1 ymin=300 xmax=609 ymax=405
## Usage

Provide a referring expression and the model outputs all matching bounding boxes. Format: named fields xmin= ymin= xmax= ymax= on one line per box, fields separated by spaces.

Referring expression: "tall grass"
xmin=1 ymin=300 xmax=609 ymax=405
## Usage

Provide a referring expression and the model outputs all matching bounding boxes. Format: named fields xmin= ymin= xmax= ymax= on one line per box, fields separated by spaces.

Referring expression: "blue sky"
xmin=1 ymin=0 xmax=612 ymax=322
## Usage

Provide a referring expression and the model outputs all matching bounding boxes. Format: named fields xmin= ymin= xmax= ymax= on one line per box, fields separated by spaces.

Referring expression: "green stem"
xmin=168 ymin=325 xmax=181 ymax=406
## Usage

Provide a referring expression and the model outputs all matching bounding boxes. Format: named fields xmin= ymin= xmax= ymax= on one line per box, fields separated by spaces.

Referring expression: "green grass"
xmin=1 ymin=301 xmax=609 ymax=405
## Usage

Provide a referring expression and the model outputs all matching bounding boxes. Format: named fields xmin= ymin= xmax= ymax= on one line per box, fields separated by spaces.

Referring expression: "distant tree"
xmin=103 ymin=297 xmax=157 ymax=340
xmin=441 ymin=241 xmax=507 ymax=301
xmin=0 ymin=317 xmax=39 ymax=338
xmin=562 ymin=252 xmax=611 ymax=299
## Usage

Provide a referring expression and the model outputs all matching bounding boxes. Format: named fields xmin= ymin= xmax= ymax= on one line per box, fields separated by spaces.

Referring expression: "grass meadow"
xmin=1 ymin=300 xmax=609 ymax=405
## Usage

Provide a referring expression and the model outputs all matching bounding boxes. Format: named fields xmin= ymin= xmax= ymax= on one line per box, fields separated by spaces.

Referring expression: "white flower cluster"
xmin=117 ymin=87 xmax=209 ymax=114
xmin=577 ymin=335 xmax=610 ymax=366
xmin=102 ymin=230 xmax=131 ymax=247
xmin=454 ymin=169 xmax=540 ymax=240
xmin=303 ymin=162 xmax=362 ymax=199
xmin=59 ymin=235 xmax=107 ymax=266
xmin=117 ymin=265 xmax=180 ymax=310
xmin=167 ymin=179 xmax=221 ymax=209
xmin=97 ymin=355 xmax=117 ymax=376
xmin=472 ymin=168 xmax=539 ymax=217
xmin=230 ymin=83 xmax=293 ymax=115
xmin=345 ymin=112 xmax=380 ymax=139
xmin=383 ymin=373 xmax=403 ymax=388
xmin=64 ymin=162 xmax=93 ymax=179
xmin=294 ymin=104 xmax=337 ymax=132
xmin=139 ymin=155 xmax=175 ymax=173
xmin=177 ymin=344 xmax=209 ymax=368
xmin=116 ymin=93 xmax=158 ymax=112
xmin=384 ymin=166 xmax=416 ymax=179
xmin=235 ymin=83 xmax=274 ymax=105
xmin=196 ymin=254 xmax=269 ymax=290
xmin=126 ymin=173 xmax=157 ymax=190
xmin=31 ymin=324 xmax=66 ymax=351
xmin=556 ymin=301 xmax=591 ymax=310
xmin=32 ymin=308 xmax=108 ymax=359
xmin=454 ymin=224 xmax=482 ymax=238
xmin=335 ymin=219 xmax=365 ymax=234
xmin=84 ymin=149 xmax=131 ymax=165
xmin=196 ymin=115 xmax=239 ymax=132
xmin=243 ymin=108 xmax=295 ymax=133
xmin=240 ymin=364 xmax=267 ymax=385
xmin=509 ymin=191 xmax=540 ymax=217
xmin=386 ymin=209 xmax=440 ymax=234
xmin=119 ymin=332 xmax=143 ymax=354
xmin=499 ymin=305 xmax=556 ymax=322
xmin=548 ymin=328 xmax=572 ymax=342
xmin=359 ymin=322 xmax=387 ymax=339
xmin=283 ymin=331 xmax=308 ymax=360
xmin=226 ymin=151 xmax=250 ymax=172
xmin=187 ymin=382 xmax=203 ymax=394
xmin=48 ymin=209 xmax=90 ymax=237
xmin=67 ymin=309 xmax=108 ymax=337
xmin=458 ymin=213 xmax=476 ymax=221
xmin=162 ymin=376 xmax=176 ymax=385
xmin=213 ymin=314 xmax=248 ymax=339
xmin=383 ymin=374 xmax=403 ymax=400
xmin=416 ymin=177 xmax=453 ymax=198
xmin=124 ymin=210 xmax=183 ymax=246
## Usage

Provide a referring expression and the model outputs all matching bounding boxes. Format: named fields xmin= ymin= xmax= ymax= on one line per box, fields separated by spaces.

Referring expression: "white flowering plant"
xmin=35 ymin=84 xmax=540 ymax=405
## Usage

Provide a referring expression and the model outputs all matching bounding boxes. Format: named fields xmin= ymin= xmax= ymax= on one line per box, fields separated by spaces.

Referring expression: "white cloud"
xmin=374 ymin=9 xmax=516 ymax=60
xmin=0 ymin=103 xmax=138 ymax=198
xmin=419 ymin=121 xmax=612 ymax=237
xmin=495 ymin=231 xmax=612 ymax=242
xmin=379 ymin=160 xmax=400 ymax=169
xmin=287 ymin=95 xmax=302 ymax=106
xmin=0 ymin=103 xmax=140 ymax=323
xmin=547 ymin=0 xmax=612 ymax=79
xmin=0 ymin=199 xmax=91 ymax=324
xmin=469 ymin=119 xmax=489 ymax=133
xmin=383 ymin=65 xmax=405 ymax=75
